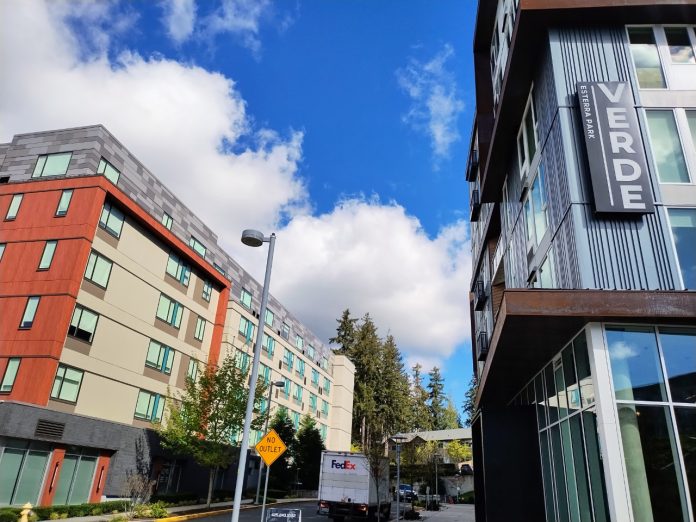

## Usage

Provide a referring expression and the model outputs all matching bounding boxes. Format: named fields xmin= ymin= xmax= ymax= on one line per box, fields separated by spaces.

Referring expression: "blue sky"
xmin=0 ymin=0 xmax=476 ymax=410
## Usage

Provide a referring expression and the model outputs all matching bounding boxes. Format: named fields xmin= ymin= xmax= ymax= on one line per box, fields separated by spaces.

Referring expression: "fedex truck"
xmin=318 ymin=451 xmax=391 ymax=521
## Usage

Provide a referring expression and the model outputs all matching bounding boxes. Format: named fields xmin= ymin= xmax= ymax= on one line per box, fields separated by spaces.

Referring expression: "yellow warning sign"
xmin=255 ymin=428 xmax=287 ymax=466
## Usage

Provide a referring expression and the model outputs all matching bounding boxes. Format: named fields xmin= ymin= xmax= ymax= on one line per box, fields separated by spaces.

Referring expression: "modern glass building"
xmin=467 ymin=1 xmax=696 ymax=521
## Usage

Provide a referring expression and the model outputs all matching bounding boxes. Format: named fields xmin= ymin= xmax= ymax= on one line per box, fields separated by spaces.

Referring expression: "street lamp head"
xmin=271 ymin=380 xmax=285 ymax=387
xmin=241 ymin=229 xmax=265 ymax=247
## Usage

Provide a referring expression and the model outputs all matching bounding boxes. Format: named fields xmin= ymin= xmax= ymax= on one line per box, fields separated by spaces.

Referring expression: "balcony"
xmin=474 ymin=280 xmax=487 ymax=311
xmin=470 ymin=189 xmax=481 ymax=222
xmin=477 ymin=331 xmax=489 ymax=362
xmin=466 ymin=149 xmax=479 ymax=182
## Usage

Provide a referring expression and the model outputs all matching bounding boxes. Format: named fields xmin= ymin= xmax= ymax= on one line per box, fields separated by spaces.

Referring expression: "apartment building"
xmin=0 ymin=126 xmax=354 ymax=507
xmin=467 ymin=1 xmax=696 ymax=521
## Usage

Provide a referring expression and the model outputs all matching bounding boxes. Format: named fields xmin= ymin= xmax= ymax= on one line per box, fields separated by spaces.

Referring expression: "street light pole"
xmin=231 ymin=230 xmax=276 ymax=522
xmin=255 ymin=380 xmax=285 ymax=504
xmin=392 ymin=436 xmax=406 ymax=521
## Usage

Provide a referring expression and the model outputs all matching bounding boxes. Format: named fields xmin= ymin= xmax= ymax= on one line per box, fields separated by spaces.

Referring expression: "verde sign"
xmin=577 ymin=81 xmax=654 ymax=214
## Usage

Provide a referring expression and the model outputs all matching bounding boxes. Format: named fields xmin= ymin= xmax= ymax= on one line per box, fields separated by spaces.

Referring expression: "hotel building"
xmin=0 ymin=126 xmax=354 ymax=506
xmin=467 ymin=1 xmax=696 ymax=521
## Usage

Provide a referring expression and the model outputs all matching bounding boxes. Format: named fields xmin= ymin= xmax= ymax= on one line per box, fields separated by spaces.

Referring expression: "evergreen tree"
xmin=442 ymin=398 xmax=462 ymax=429
xmin=377 ymin=334 xmax=412 ymax=435
xmin=268 ymin=407 xmax=297 ymax=491
xmin=410 ymin=364 xmax=432 ymax=431
xmin=427 ymin=367 xmax=447 ymax=430
xmin=295 ymin=415 xmax=325 ymax=490
xmin=329 ymin=309 xmax=358 ymax=356
xmin=462 ymin=376 xmax=478 ymax=427
xmin=350 ymin=314 xmax=383 ymax=448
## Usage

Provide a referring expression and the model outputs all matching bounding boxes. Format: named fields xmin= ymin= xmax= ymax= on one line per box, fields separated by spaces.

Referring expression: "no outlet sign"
xmin=256 ymin=428 xmax=287 ymax=466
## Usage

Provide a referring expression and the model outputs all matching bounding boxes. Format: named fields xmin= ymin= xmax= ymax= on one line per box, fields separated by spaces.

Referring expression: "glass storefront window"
xmin=607 ymin=326 xmax=667 ymax=402
xmin=617 ymin=404 xmax=688 ymax=521
xmin=660 ymin=328 xmax=696 ymax=404
xmin=0 ymin=443 xmax=50 ymax=506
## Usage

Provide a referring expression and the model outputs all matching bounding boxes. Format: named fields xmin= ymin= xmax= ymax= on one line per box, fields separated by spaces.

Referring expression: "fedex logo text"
xmin=331 ymin=459 xmax=357 ymax=470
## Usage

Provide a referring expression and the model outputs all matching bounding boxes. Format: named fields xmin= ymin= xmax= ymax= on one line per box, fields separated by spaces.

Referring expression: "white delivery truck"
xmin=318 ymin=451 xmax=391 ymax=521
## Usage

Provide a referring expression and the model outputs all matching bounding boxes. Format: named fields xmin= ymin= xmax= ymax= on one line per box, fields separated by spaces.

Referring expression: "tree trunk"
xmin=207 ymin=467 xmax=215 ymax=507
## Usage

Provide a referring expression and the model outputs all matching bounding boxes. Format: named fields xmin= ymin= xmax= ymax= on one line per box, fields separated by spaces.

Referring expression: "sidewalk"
xmin=52 ymin=498 xmax=317 ymax=522
xmin=416 ymin=504 xmax=475 ymax=522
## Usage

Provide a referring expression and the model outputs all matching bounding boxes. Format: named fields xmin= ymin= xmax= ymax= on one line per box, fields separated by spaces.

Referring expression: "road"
xmin=194 ymin=501 xmax=474 ymax=522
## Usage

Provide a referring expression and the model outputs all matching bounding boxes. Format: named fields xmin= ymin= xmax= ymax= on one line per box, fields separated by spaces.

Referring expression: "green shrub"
xmin=0 ymin=509 xmax=19 ymax=522
xmin=111 ymin=515 xmax=129 ymax=522
xmin=131 ymin=502 xmax=169 ymax=519
xmin=48 ymin=514 xmax=61 ymax=521
xmin=458 ymin=491 xmax=474 ymax=504
xmin=151 ymin=492 xmax=197 ymax=505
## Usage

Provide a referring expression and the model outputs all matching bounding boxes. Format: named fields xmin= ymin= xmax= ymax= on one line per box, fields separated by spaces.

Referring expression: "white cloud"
xmin=0 ymin=0 xmax=472 ymax=366
xmin=161 ymin=0 xmax=197 ymax=45
xmin=203 ymin=0 xmax=274 ymax=58
xmin=0 ymin=0 xmax=306 ymax=239
xmin=396 ymin=44 xmax=465 ymax=164
xmin=609 ymin=341 xmax=639 ymax=361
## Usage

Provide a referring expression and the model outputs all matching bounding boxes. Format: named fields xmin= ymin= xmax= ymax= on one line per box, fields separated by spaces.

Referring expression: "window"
xmin=51 ymin=364 xmax=84 ymax=403
xmin=517 ymin=91 xmax=538 ymax=179
xmin=134 ymin=390 xmax=165 ymax=422
xmin=202 ymin=280 xmax=212 ymax=301
xmin=665 ymin=27 xmax=695 ymax=64
xmin=194 ymin=316 xmax=206 ymax=341
xmin=293 ymin=384 xmax=303 ymax=402
xmin=628 ymin=27 xmax=667 ymax=88
xmin=145 ymin=340 xmax=174 ymax=374
xmin=0 ymin=440 xmax=51 ymax=506
xmin=99 ymin=202 xmax=125 ymax=238
xmin=668 ymin=208 xmax=696 ymax=289
xmin=236 ymin=351 xmax=250 ymax=373
xmin=240 ymin=288 xmax=252 ymax=309
xmin=312 ymin=369 xmax=320 ymax=387
xmin=1 ymin=358 xmax=20 ymax=393
xmin=189 ymin=236 xmax=206 ymax=258
xmin=281 ymin=322 xmax=290 ymax=340
xmin=646 ymin=110 xmax=691 ymax=183
xmin=156 ymin=294 xmax=183 ymax=328
xmin=6 ymin=194 xmax=23 ymax=220
xmin=284 ymin=349 xmax=295 ymax=371
xmin=161 ymin=212 xmax=173 ymax=230
xmin=19 ymin=296 xmax=40 ymax=329
xmin=295 ymin=335 xmax=304 ymax=351
xmin=322 ymin=400 xmax=329 ymax=416
xmin=166 ymin=253 xmax=191 ymax=286
xmin=291 ymin=411 xmax=300 ymax=430
xmin=263 ymin=334 xmax=275 ymax=355
xmin=260 ymin=364 xmax=271 ymax=385
xmin=187 ymin=359 xmax=199 ymax=381
xmin=55 ymin=190 xmax=73 ymax=216
xmin=239 ymin=316 xmax=255 ymax=342
xmin=69 ymin=305 xmax=99 ymax=343
xmin=534 ymin=249 xmax=556 ymax=289
xmin=32 ymin=152 xmax=71 ymax=178
xmin=320 ymin=424 xmax=327 ymax=441
xmin=524 ymin=164 xmax=548 ymax=250
xmin=322 ymin=356 xmax=328 ymax=371
xmin=97 ymin=158 xmax=120 ymax=184
xmin=309 ymin=393 xmax=317 ymax=411
xmin=37 ymin=241 xmax=57 ymax=270
xmin=213 ymin=263 xmax=226 ymax=276
xmin=84 ymin=251 xmax=113 ymax=288
xmin=308 ymin=344 xmax=315 ymax=360
xmin=0 ymin=243 xmax=5 ymax=261
xmin=297 ymin=359 xmax=305 ymax=377
xmin=324 ymin=377 xmax=331 ymax=394
xmin=265 ymin=309 xmax=274 ymax=327
xmin=282 ymin=378 xmax=291 ymax=398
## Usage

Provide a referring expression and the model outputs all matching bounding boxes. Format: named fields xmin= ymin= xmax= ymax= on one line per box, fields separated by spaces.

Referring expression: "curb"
xmin=158 ymin=499 xmax=316 ymax=522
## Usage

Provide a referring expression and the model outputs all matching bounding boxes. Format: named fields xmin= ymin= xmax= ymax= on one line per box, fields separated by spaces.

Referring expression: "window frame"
xmin=295 ymin=335 xmax=304 ymax=351
xmin=240 ymin=288 xmax=252 ymax=309
xmin=165 ymin=253 xmax=191 ymax=286
xmin=0 ymin=243 xmax=5 ymax=262
xmin=37 ymin=240 xmax=57 ymax=271
xmin=145 ymin=340 xmax=175 ymax=374
xmin=517 ymin=88 xmax=538 ymax=180
xmin=239 ymin=316 xmax=255 ymax=340
xmin=97 ymin=158 xmax=120 ymax=184
xmin=55 ymin=189 xmax=73 ymax=217
xmin=68 ymin=304 xmax=99 ymax=343
xmin=187 ymin=359 xmax=199 ymax=381
xmin=667 ymin=206 xmax=696 ymax=290
xmin=32 ymin=152 xmax=72 ymax=178
xmin=523 ymin=163 xmax=548 ymax=252
xmin=645 ymin=108 xmax=695 ymax=185
xmin=194 ymin=316 xmax=206 ymax=341
xmin=99 ymin=202 xmax=125 ymax=238
xmin=134 ymin=389 xmax=165 ymax=422
xmin=161 ymin=212 xmax=173 ymax=230
xmin=202 ymin=280 xmax=213 ymax=302
xmin=156 ymin=294 xmax=184 ymax=329
xmin=0 ymin=358 xmax=21 ymax=393
xmin=19 ymin=296 xmax=40 ymax=329
xmin=189 ymin=236 xmax=207 ymax=258
xmin=84 ymin=250 xmax=114 ymax=288
xmin=5 ymin=193 xmax=23 ymax=221
xmin=265 ymin=309 xmax=274 ymax=327
xmin=50 ymin=364 xmax=84 ymax=403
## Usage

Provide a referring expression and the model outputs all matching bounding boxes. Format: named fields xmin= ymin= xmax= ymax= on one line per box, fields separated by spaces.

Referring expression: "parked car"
xmin=398 ymin=484 xmax=417 ymax=502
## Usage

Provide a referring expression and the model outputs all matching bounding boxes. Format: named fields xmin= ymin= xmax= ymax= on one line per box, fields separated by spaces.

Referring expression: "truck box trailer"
xmin=318 ymin=451 xmax=391 ymax=521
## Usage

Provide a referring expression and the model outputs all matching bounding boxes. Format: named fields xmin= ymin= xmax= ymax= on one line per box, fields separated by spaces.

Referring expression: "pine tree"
xmin=462 ymin=376 xmax=478 ymax=427
xmin=295 ymin=415 xmax=325 ymax=490
xmin=410 ymin=364 xmax=432 ymax=431
xmin=442 ymin=398 xmax=462 ymax=429
xmin=427 ymin=367 xmax=447 ymax=430
xmin=269 ymin=407 xmax=297 ymax=491
xmin=377 ymin=334 xmax=412 ymax=435
xmin=350 ymin=314 xmax=383 ymax=448
xmin=329 ymin=309 xmax=358 ymax=356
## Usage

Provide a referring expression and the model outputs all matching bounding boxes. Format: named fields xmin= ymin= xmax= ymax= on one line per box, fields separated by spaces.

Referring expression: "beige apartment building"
xmin=0 ymin=125 xmax=355 ymax=507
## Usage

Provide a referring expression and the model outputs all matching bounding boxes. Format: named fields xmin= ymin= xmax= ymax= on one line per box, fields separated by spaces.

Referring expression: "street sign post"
xmin=256 ymin=429 xmax=287 ymax=522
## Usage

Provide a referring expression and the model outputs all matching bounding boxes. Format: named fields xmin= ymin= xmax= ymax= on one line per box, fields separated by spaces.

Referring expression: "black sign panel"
xmin=266 ymin=508 xmax=302 ymax=522
xmin=577 ymin=81 xmax=654 ymax=213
